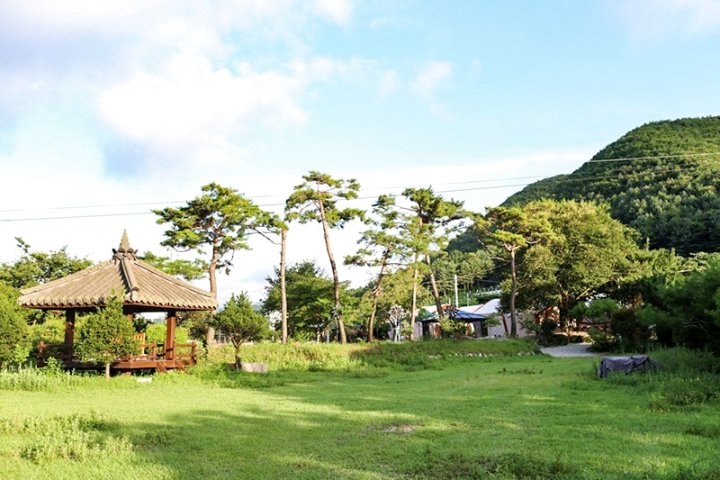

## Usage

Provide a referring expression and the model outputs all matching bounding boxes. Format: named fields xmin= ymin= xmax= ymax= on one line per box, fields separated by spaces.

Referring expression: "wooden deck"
xmin=37 ymin=341 xmax=198 ymax=372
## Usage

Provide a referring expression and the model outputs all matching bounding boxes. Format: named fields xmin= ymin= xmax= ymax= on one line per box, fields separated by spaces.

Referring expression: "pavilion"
xmin=18 ymin=231 xmax=216 ymax=372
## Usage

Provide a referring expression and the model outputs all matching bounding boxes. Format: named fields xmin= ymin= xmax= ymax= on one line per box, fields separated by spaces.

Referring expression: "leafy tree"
xmin=570 ymin=298 xmax=620 ymax=327
xmin=153 ymin=183 xmax=274 ymax=344
xmin=401 ymin=187 xmax=465 ymax=325
xmin=286 ymin=171 xmax=364 ymax=344
xmin=484 ymin=205 xmax=553 ymax=336
xmin=0 ymin=238 xmax=91 ymax=289
xmin=345 ymin=195 xmax=409 ymax=341
xmin=75 ymin=296 xmax=140 ymax=380
xmin=138 ymin=251 xmax=208 ymax=281
xmin=262 ymin=261 xmax=339 ymax=341
xmin=515 ymin=200 xmax=641 ymax=325
xmin=0 ymin=283 xmax=29 ymax=368
xmin=213 ymin=293 xmax=268 ymax=368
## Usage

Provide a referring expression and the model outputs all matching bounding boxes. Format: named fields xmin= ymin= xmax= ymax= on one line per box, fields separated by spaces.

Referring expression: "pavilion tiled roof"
xmin=18 ymin=231 xmax=216 ymax=311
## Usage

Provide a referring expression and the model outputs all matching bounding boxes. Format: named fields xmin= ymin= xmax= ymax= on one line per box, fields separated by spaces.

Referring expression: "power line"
xmin=1 ymin=151 xmax=718 ymax=223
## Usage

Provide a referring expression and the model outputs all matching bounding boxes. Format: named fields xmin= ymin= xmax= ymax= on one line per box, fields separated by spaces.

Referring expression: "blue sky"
xmin=1 ymin=0 xmax=720 ymax=302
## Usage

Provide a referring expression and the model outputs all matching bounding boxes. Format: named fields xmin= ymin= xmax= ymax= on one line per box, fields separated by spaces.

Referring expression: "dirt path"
xmin=540 ymin=342 xmax=598 ymax=358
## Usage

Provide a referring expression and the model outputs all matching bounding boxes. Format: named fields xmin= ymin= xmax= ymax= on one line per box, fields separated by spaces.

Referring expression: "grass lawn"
xmin=1 ymin=347 xmax=719 ymax=479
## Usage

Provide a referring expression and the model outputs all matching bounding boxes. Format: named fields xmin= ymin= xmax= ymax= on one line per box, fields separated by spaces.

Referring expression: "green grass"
xmin=0 ymin=344 xmax=718 ymax=479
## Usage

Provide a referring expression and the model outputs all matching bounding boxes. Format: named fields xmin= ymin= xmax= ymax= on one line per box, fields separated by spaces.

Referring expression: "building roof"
xmin=422 ymin=305 xmax=488 ymax=322
xmin=462 ymin=298 xmax=501 ymax=316
xmin=18 ymin=231 xmax=216 ymax=311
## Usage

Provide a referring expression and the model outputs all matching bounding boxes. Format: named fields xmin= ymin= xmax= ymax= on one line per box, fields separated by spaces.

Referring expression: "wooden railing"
xmin=36 ymin=340 xmax=198 ymax=368
xmin=36 ymin=342 xmax=71 ymax=366
xmin=175 ymin=342 xmax=198 ymax=364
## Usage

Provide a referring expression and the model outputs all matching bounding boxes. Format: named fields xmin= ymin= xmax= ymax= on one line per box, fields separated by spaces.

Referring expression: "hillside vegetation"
xmin=503 ymin=116 xmax=720 ymax=255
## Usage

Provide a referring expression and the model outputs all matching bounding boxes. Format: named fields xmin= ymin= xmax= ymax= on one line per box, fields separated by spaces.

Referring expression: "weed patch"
xmin=4 ymin=413 xmax=131 ymax=464
xmin=408 ymin=451 xmax=574 ymax=479
xmin=0 ymin=366 xmax=86 ymax=392
xmin=684 ymin=423 xmax=720 ymax=439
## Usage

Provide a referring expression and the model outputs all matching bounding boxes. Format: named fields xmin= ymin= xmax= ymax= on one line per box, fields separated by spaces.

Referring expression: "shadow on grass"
xmin=118 ymin=357 xmax=718 ymax=479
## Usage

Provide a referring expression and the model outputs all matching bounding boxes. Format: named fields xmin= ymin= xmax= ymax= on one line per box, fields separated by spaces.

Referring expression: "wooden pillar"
xmin=164 ymin=310 xmax=176 ymax=361
xmin=64 ymin=310 xmax=76 ymax=360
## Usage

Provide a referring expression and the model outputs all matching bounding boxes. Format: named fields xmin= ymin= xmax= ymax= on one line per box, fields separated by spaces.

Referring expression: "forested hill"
xmin=502 ymin=116 xmax=720 ymax=255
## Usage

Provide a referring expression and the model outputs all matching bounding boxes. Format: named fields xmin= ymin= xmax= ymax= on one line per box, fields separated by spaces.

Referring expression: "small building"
xmin=18 ymin=231 xmax=216 ymax=372
xmin=419 ymin=305 xmax=488 ymax=338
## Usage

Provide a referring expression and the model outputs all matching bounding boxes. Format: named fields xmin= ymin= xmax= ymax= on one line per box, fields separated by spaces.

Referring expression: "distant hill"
xmin=502 ymin=116 xmax=720 ymax=255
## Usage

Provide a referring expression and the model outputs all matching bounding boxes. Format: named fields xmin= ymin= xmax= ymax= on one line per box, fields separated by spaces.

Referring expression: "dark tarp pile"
xmin=597 ymin=355 xmax=658 ymax=378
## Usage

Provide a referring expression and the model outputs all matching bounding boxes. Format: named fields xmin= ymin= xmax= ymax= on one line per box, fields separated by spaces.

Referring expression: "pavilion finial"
xmin=113 ymin=230 xmax=136 ymax=260
xmin=119 ymin=230 xmax=131 ymax=252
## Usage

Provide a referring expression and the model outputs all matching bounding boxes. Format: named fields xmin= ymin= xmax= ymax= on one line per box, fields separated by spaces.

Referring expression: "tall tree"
xmin=484 ymin=205 xmax=552 ymax=336
xmin=345 ymin=195 xmax=408 ymax=341
xmin=285 ymin=171 xmax=364 ymax=344
xmin=153 ymin=183 xmax=273 ymax=344
xmin=515 ymin=200 xmax=641 ymax=325
xmin=401 ymin=188 xmax=465 ymax=326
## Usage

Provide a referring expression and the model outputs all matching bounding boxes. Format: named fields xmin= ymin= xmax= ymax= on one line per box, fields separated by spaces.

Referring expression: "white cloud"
xmin=314 ymin=0 xmax=354 ymax=25
xmin=610 ymin=0 xmax=720 ymax=41
xmin=378 ymin=70 xmax=401 ymax=99
xmin=99 ymin=55 xmax=306 ymax=145
xmin=412 ymin=61 xmax=453 ymax=99
xmin=410 ymin=61 xmax=455 ymax=118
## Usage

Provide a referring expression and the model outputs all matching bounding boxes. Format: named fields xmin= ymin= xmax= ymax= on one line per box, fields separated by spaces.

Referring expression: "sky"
xmin=2 ymin=0 xmax=720 ymax=304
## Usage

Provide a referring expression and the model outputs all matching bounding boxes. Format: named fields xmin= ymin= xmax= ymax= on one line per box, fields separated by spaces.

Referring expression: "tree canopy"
xmin=153 ymin=182 xmax=273 ymax=298
xmin=513 ymin=200 xmax=641 ymax=322
xmin=0 ymin=238 xmax=91 ymax=289
xmin=139 ymin=251 xmax=208 ymax=282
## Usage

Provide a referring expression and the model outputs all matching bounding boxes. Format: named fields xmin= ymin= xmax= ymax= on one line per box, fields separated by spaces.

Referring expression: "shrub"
xmin=611 ymin=308 xmax=650 ymax=352
xmin=145 ymin=323 xmax=189 ymax=345
xmin=0 ymin=283 xmax=29 ymax=368
xmin=588 ymin=327 xmax=615 ymax=352
xmin=213 ymin=293 xmax=269 ymax=368
xmin=75 ymin=296 xmax=140 ymax=380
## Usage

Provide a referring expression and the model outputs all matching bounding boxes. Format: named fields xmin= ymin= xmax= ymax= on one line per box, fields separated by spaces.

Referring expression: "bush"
xmin=145 ymin=323 xmax=189 ymax=345
xmin=611 ymin=308 xmax=650 ymax=352
xmin=0 ymin=284 xmax=29 ymax=368
xmin=588 ymin=327 xmax=615 ymax=352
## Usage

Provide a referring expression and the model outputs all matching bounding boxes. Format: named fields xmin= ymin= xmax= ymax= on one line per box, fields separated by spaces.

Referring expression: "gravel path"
xmin=540 ymin=343 xmax=598 ymax=357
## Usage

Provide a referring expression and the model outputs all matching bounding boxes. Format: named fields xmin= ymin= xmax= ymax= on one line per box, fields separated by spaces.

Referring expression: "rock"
xmin=241 ymin=362 xmax=269 ymax=374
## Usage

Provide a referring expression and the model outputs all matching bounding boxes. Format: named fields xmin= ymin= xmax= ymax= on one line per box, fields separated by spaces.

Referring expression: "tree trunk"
xmin=367 ymin=259 xmax=388 ymax=342
xmin=410 ymin=254 xmax=419 ymax=340
xmin=426 ymin=255 xmax=444 ymax=320
xmin=207 ymin=241 xmax=220 ymax=346
xmin=280 ymin=228 xmax=289 ymax=344
xmin=510 ymin=248 xmax=518 ymax=337
xmin=318 ymin=202 xmax=347 ymax=344
xmin=234 ymin=345 xmax=242 ymax=370
xmin=104 ymin=362 xmax=111 ymax=381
